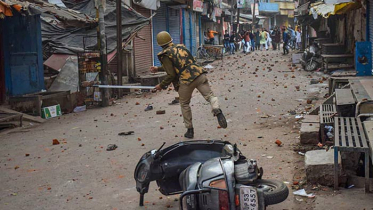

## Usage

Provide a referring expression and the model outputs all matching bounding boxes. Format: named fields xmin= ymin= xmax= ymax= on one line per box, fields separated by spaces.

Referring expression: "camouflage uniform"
xmin=157 ymin=44 xmax=220 ymax=129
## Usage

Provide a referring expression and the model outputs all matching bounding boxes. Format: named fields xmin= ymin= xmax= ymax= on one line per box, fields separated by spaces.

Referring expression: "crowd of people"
xmin=205 ymin=25 xmax=302 ymax=55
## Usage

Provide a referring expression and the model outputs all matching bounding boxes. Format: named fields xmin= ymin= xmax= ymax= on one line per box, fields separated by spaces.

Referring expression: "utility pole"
xmin=236 ymin=8 xmax=240 ymax=33
xmin=252 ymin=0 xmax=256 ymax=30
xmin=116 ymin=0 xmax=123 ymax=98
xmin=230 ymin=0 xmax=234 ymax=33
xmin=96 ymin=0 xmax=110 ymax=107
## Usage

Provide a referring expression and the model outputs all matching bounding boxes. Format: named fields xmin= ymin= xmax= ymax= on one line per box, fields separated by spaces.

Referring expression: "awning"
xmin=0 ymin=0 xmax=14 ymax=18
xmin=2 ymin=0 xmax=96 ymax=27
xmin=239 ymin=17 xmax=252 ymax=25
xmin=294 ymin=2 xmax=310 ymax=14
xmin=240 ymin=13 xmax=268 ymax=20
xmin=221 ymin=2 xmax=231 ymax=9
xmin=309 ymin=1 xmax=361 ymax=18
xmin=133 ymin=0 xmax=160 ymax=10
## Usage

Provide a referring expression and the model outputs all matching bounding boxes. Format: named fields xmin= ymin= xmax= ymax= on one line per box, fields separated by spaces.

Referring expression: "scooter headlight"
xmin=136 ymin=164 xmax=149 ymax=183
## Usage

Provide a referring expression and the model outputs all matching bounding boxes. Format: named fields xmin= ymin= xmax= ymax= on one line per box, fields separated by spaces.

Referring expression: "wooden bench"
xmin=320 ymin=104 xmax=337 ymax=143
xmin=334 ymin=117 xmax=370 ymax=193
xmin=321 ymin=54 xmax=354 ymax=72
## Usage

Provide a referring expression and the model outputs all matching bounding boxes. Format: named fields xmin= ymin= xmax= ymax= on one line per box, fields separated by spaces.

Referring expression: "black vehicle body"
xmin=300 ymin=42 xmax=322 ymax=71
xmin=134 ymin=140 xmax=288 ymax=210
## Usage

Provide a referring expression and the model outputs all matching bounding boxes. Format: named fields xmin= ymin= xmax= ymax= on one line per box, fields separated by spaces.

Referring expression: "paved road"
xmin=1 ymin=49 xmax=372 ymax=210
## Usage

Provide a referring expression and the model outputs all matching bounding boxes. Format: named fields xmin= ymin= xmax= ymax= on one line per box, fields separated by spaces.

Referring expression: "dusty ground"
xmin=1 ymin=49 xmax=373 ymax=210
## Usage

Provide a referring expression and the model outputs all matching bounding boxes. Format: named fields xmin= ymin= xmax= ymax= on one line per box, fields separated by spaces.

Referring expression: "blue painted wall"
xmin=0 ymin=14 xmax=44 ymax=96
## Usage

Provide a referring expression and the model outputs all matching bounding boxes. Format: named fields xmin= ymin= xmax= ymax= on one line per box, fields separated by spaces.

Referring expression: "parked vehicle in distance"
xmin=300 ymin=42 xmax=322 ymax=71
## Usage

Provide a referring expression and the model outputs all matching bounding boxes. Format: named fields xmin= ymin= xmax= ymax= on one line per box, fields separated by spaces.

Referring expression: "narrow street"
xmin=1 ymin=49 xmax=372 ymax=210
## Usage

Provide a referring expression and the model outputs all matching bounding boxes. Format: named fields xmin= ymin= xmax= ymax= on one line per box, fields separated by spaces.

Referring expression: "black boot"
xmin=184 ymin=128 xmax=194 ymax=139
xmin=213 ymin=109 xmax=228 ymax=128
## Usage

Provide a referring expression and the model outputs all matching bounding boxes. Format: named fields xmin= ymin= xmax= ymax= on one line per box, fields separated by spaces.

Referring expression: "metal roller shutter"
xmin=152 ymin=3 xmax=167 ymax=66
xmin=191 ymin=12 xmax=197 ymax=56
xmin=182 ymin=10 xmax=197 ymax=56
xmin=168 ymin=7 xmax=181 ymax=45
xmin=370 ymin=0 xmax=373 ymax=63
xmin=133 ymin=5 xmax=153 ymax=76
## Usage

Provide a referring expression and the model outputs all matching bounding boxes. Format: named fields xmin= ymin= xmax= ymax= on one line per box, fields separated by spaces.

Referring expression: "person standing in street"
xmin=203 ymin=32 xmax=209 ymax=44
xmin=207 ymin=28 xmax=218 ymax=45
xmin=272 ymin=26 xmax=281 ymax=51
xmin=223 ymin=30 xmax=230 ymax=53
xmin=260 ymin=28 xmax=268 ymax=50
xmin=243 ymin=31 xmax=251 ymax=53
xmin=150 ymin=31 xmax=228 ymax=138
xmin=229 ymin=31 xmax=236 ymax=55
xmin=296 ymin=28 xmax=302 ymax=50
xmin=249 ymin=30 xmax=255 ymax=51
xmin=265 ymin=29 xmax=271 ymax=50
xmin=254 ymin=29 xmax=260 ymax=51
xmin=282 ymin=26 xmax=290 ymax=55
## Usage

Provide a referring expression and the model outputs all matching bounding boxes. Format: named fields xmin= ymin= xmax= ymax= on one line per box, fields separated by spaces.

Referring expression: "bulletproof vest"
xmin=158 ymin=44 xmax=205 ymax=85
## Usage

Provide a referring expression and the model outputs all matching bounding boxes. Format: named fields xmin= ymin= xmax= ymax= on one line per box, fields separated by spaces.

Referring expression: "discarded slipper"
xmin=118 ymin=131 xmax=134 ymax=136
xmin=106 ymin=144 xmax=118 ymax=151
xmin=144 ymin=105 xmax=153 ymax=111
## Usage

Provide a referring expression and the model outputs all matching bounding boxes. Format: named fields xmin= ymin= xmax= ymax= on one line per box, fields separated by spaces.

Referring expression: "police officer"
xmin=150 ymin=31 xmax=227 ymax=138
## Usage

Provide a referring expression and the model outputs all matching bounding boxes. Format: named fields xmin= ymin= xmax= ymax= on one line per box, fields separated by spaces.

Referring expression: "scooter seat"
xmin=179 ymin=162 xmax=202 ymax=191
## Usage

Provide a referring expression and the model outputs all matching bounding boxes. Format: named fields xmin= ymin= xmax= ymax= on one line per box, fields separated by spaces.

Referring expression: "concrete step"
xmin=300 ymin=122 xmax=320 ymax=145
xmin=305 ymin=149 xmax=341 ymax=186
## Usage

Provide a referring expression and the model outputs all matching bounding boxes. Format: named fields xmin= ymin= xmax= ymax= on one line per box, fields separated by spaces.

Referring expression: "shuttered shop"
xmin=182 ymin=11 xmax=197 ymax=56
xmin=370 ymin=0 xmax=373 ymax=61
xmin=133 ymin=5 xmax=153 ymax=76
xmin=168 ymin=7 xmax=181 ymax=45
xmin=152 ymin=3 xmax=167 ymax=66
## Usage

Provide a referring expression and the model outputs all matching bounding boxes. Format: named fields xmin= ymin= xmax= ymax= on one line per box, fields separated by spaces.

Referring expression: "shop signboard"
xmin=193 ymin=0 xmax=203 ymax=12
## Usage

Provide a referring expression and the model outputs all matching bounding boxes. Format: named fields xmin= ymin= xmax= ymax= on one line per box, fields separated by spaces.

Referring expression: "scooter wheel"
xmin=249 ymin=179 xmax=289 ymax=206
xmin=305 ymin=61 xmax=318 ymax=71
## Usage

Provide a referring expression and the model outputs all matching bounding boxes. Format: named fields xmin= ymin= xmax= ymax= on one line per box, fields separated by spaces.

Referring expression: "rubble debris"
xmin=275 ymin=140 xmax=282 ymax=147
xmin=73 ymin=105 xmax=86 ymax=113
xmin=118 ymin=131 xmax=134 ymax=136
xmin=156 ymin=110 xmax=166 ymax=115
xmin=310 ymin=79 xmax=319 ymax=85
xmin=144 ymin=105 xmax=153 ymax=111
xmin=25 ymin=154 xmax=30 ymax=157
xmin=53 ymin=139 xmax=60 ymax=145
xmin=293 ymin=189 xmax=315 ymax=198
xmin=106 ymin=144 xmax=118 ymax=151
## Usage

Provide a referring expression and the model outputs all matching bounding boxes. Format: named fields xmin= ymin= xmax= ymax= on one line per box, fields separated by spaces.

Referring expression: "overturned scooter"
xmin=134 ymin=140 xmax=289 ymax=209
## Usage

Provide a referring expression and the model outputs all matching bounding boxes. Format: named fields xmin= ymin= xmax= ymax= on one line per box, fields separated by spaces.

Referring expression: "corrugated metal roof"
xmin=2 ymin=0 xmax=96 ymax=27
xmin=0 ymin=0 xmax=13 ymax=18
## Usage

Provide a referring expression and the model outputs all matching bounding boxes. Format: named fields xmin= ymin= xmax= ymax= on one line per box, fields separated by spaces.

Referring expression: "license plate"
xmin=240 ymin=186 xmax=258 ymax=210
